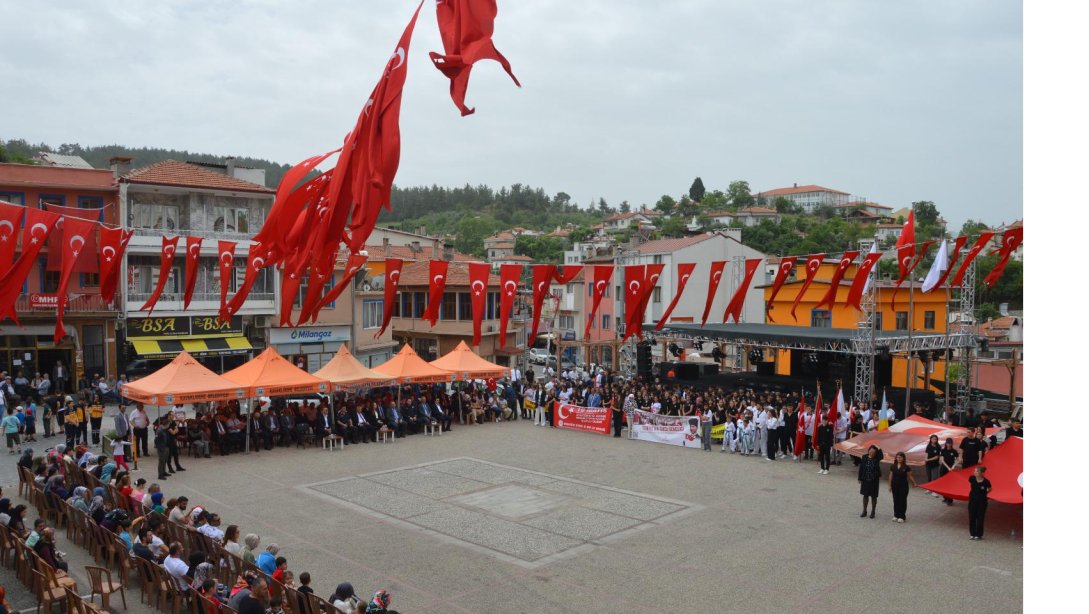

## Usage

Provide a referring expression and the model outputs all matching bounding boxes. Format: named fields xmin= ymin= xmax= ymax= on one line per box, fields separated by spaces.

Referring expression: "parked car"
xmin=528 ymin=348 xmax=551 ymax=364
xmin=123 ymin=359 xmax=155 ymax=380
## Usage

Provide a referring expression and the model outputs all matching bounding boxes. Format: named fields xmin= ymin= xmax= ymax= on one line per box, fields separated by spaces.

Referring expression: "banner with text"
xmin=555 ymin=402 xmax=610 ymax=435
xmin=630 ymin=408 xmax=703 ymax=449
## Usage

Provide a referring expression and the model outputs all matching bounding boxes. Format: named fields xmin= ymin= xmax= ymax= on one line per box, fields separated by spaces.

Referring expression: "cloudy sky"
xmin=1 ymin=0 xmax=1021 ymax=228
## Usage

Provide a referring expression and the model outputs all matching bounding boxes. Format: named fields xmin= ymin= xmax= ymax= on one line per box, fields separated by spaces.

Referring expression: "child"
xmin=107 ymin=434 xmax=131 ymax=471
xmin=267 ymin=596 xmax=286 ymax=614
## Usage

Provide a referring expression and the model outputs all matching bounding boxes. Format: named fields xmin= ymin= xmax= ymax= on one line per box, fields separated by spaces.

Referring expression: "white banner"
xmin=629 ymin=409 xmax=703 ymax=449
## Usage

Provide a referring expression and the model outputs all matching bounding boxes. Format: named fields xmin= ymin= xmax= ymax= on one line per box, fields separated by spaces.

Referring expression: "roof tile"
xmin=123 ymin=160 xmax=273 ymax=193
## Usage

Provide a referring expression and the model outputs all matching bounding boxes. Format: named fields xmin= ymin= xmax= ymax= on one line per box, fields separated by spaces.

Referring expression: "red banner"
xmin=468 ymin=261 xmax=490 ymax=346
xmin=422 ymin=259 xmax=449 ymax=326
xmin=498 ymin=263 xmax=521 ymax=347
xmin=376 ymin=258 xmax=403 ymax=337
xmin=183 ymin=236 xmax=203 ymax=310
xmin=554 ymin=402 xmax=610 ymax=435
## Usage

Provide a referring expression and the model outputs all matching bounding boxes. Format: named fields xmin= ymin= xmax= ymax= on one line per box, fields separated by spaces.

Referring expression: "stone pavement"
xmin=3 ymin=413 xmax=1023 ymax=614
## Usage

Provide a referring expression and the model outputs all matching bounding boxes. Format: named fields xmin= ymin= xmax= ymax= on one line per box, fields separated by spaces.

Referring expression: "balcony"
xmin=129 ymin=226 xmax=256 ymax=243
xmin=14 ymin=293 xmax=118 ymax=314
xmin=124 ymin=291 xmax=275 ymax=315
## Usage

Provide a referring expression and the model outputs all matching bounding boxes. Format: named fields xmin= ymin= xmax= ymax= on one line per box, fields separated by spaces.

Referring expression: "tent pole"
xmin=244 ymin=398 xmax=251 ymax=454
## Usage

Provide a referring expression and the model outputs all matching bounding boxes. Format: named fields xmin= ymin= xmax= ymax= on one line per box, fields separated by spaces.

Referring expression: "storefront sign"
xmin=269 ymin=325 xmax=351 ymax=345
xmin=30 ymin=294 xmax=58 ymax=309
xmin=127 ymin=315 xmax=243 ymax=338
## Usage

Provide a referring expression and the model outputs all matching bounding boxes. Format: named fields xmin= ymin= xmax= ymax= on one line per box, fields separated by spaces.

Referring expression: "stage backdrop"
xmin=630 ymin=408 xmax=702 ymax=449
xmin=555 ymin=402 xmax=610 ymax=435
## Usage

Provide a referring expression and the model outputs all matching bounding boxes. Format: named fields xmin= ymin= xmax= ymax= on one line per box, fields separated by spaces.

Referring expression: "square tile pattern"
xmin=306 ymin=457 xmax=698 ymax=568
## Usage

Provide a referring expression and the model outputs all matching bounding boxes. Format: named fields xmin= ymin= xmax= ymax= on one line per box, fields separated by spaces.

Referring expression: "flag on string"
xmin=422 ymin=259 xmax=449 ymax=326
xmin=97 ymin=226 xmax=132 ymax=304
xmin=376 ymin=258 xmax=403 ymax=337
xmin=950 ymin=232 xmax=995 ymax=288
xmin=656 ymin=262 xmax=696 ymax=331
xmin=54 ymin=217 xmax=98 ymax=343
xmin=182 ymin=236 xmax=203 ymax=310
xmin=45 ymin=205 xmax=99 ymax=272
xmin=316 ymin=252 xmax=368 ymax=312
xmin=622 ymin=265 xmax=647 ymax=342
xmin=223 ymin=241 xmax=276 ymax=320
xmin=895 ymin=210 xmax=915 ymax=279
xmin=921 ymin=239 xmax=949 ymax=293
xmin=140 ymin=236 xmax=180 ymax=315
xmin=765 ymin=257 xmax=796 ymax=323
xmin=701 ymin=261 xmax=726 ymax=327
xmin=278 ymin=251 xmax=308 ymax=327
xmin=790 ymin=254 xmax=825 ymax=322
xmin=891 ymin=240 xmax=935 ymax=311
xmin=0 ymin=207 xmax=60 ymax=324
xmin=815 ymin=251 xmax=859 ymax=310
xmin=930 ymin=235 xmax=968 ymax=291
xmin=845 ymin=250 xmax=883 ymax=311
xmin=983 ymin=227 xmax=1023 ymax=288
xmin=430 ymin=0 xmax=520 ymax=116
xmin=468 ymin=262 xmax=491 ymax=346
xmin=528 ymin=264 xmax=555 ymax=341
xmin=553 ymin=264 xmax=583 ymax=285
xmin=217 ymin=241 xmax=236 ymax=320
xmin=628 ymin=263 xmax=663 ymax=339
xmin=0 ymin=201 xmax=23 ymax=277
xmin=258 ymin=148 xmax=340 ymax=253
xmin=722 ymin=258 xmax=761 ymax=324
xmin=584 ymin=265 xmax=614 ymax=338
xmin=498 ymin=263 xmax=522 ymax=347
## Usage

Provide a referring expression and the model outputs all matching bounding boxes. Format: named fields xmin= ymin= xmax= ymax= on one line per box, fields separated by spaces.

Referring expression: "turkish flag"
xmin=655 ymin=262 xmax=696 ymax=331
xmin=140 ymin=236 xmax=180 ymax=315
xmin=701 ymin=261 xmax=726 ymax=326
xmin=983 ymin=227 xmax=1023 ymax=288
xmin=812 ymin=387 xmax=825 ymax=452
xmin=0 ymin=207 xmax=61 ymax=324
xmin=217 ymin=241 xmax=237 ymax=321
xmin=891 ymin=240 xmax=935 ymax=311
xmin=930 ymin=235 xmax=968 ymax=291
xmin=182 ymin=236 xmax=203 ymax=310
xmin=315 ymin=253 xmax=368 ymax=313
xmin=622 ymin=265 xmax=646 ymax=341
xmin=552 ymin=265 xmax=583 ymax=285
xmin=0 ymin=201 xmax=23 ymax=277
xmin=259 ymin=148 xmax=340 ymax=253
xmin=828 ymin=386 xmax=844 ymax=432
xmin=793 ymin=394 xmax=807 ymax=457
xmin=46 ymin=205 xmax=99 ymax=273
xmin=53 ymin=217 xmax=98 ymax=343
xmin=430 ymin=0 xmax=520 ymax=116
xmin=223 ymin=241 xmax=277 ymax=320
xmin=722 ymin=258 xmax=762 ymax=324
xmin=790 ymin=254 xmax=825 ymax=322
xmin=422 ymin=259 xmax=449 ymax=326
xmin=376 ymin=258 xmax=403 ymax=337
xmin=845 ymin=250 xmax=883 ymax=310
xmin=627 ymin=264 xmax=664 ymax=340
xmin=950 ymin=232 xmax=995 ymax=288
xmin=765 ymin=257 xmax=797 ymax=323
xmin=498 ymin=263 xmax=522 ymax=347
xmin=278 ymin=250 xmax=308 ymax=327
xmin=528 ymin=264 xmax=556 ymax=341
xmin=468 ymin=262 xmax=490 ymax=346
xmin=815 ymin=251 xmax=859 ymax=310
xmin=584 ymin=265 xmax=614 ymax=338
xmin=895 ymin=210 xmax=915 ymax=280
xmin=97 ymin=226 xmax=132 ymax=303
xmin=299 ymin=251 xmax=339 ymax=324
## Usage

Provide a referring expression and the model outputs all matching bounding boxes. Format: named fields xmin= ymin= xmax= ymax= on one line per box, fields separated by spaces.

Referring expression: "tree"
xmin=689 ymin=177 xmax=706 ymax=203
xmin=701 ymin=190 xmax=728 ymax=211
xmin=959 ymin=219 xmax=990 ymax=238
xmin=660 ymin=217 xmax=687 ymax=237
xmin=725 ymin=180 xmax=755 ymax=210
xmin=675 ymin=195 xmax=700 ymax=218
xmin=619 ymin=200 xmax=631 ymax=214
xmin=0 ymin=143 xmax=36 ymax=164
xmin=515 ymin=235 xmax=565 ymax=263
xmin=453 ymin=216 xmax=499 ymax=257
xmin=654 ymin=195 xmax=676 ymax=214
xmin=913 ymin=201 xmax=940 ymax=227
xmin=596 ymin=197 xmax=611 ymax=215
xmin=772 ymin=196 xmax=801 ymax=214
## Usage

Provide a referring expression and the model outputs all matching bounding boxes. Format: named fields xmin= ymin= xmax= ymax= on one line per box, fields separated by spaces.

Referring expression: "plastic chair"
xmin=86 ymin=564 xmax=127 ymax=611
xmin=33 ymin=568 xmax=67 ymax=614
xmin=65 ymin=585 xmax=107 ymax=613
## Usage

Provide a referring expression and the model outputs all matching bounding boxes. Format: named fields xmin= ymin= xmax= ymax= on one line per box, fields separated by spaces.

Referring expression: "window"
xmin=587 ymin=283 xmax=593 ymax=297
xmin=566 ymin=283 xmax=577 ymax=295
xmin=486 ymin=292 xmax=499 ymax=320
xmin=294 ymin=274 xmax=335 ymax=308
xmin=457 ymin=292 xmax=472 ymax=320
xmin=213 ymin=207 xmax=249 ymax=234
xmin=0 ymin=192 xmax=25 ymax=205
xmin=602 ymin=314 xmax=610 ymax=330
xmin=362 ymin=300 xmax=383 ymax=328
xmin=77 ymin=195 xmax=103 ymax=208
xmin=874 ymin=312 xmax=883 ymax=331
xmin=41 ymin=263 xmax=60 ymax=293
xmin=652 ymin=287 xmax=662 ymax=303
xmin=441 ymin=292 xmax=457 ymax=320
xmin=398 ymin=292 xmax=411 ymax=318
xmin=132 ymin=203 xmax=179 ymax=231
xmin=924 ymin=310 xmax=936 ymax=330
xmin=615 ymin=286 xmax=621 ymax=301
xmin=810 ymin=309 xmax=832 ymax=328
xmin=652 ymin=254 xmax=663 ymax=264
xmin=413 ymin=291 xmax=426 ymax=318
xmin=559 ymin=315 xmax=575 ymax=330
xmin=39 ymin=194 xmax=65 ymax=207
xmin=80 ymin=272 xmax=100 ymax=287
xmin=895 ymin=311 xmax=908 ymax=331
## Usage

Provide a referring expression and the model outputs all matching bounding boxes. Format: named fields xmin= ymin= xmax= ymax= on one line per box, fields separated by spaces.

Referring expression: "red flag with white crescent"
xmin=422 ymin=259 xmax=449 ymax=326
xmin=812 ymin=386 xmax=824 ymax=452
xmin=622 ymin=265 xmax=647 ymax=342
xmin=54 ymin=217 xmax=98 ymax=343
xmin=0 ymin=207 xmax=60 ymax=324
xmin=950 ymin=232 xmax=995 ymax=288
xmin=498 ymin=263 xmax=522 ymax=347
xmin=376 ymin=258 xmax=403 ymax=338
xmin=765 ymin=257 xmax=797 ymax=323
xmin=217 ymin=241 xmax=236 ymax=321
xmin=701 ymin=261 xmax=726 ymax=327
xmin=793 ymin=393 xmax=807 ymax=457
xmin=584 ymin=265 xmax=614 ymax=338
xmin=299 ymin=255 xmax=337 ymax=324
xmin=182 ymin=236 xmax=203 ymax=310
xmin=45 ymin=205 xmax=99 ymax=273
xmin=722 ymin=258 xmax=762 ymax=324
xmin=845 ymin=250 xmax=883 ymax=311
xmin=790 ymin=254 xmax=825 ymax=322
xmin=891 ymin=240 xmax=935 ymax=311
xmin=468 ymin=262 xmax=491 ymax=346
xmin=552 ymin=264 xmax=583 ymax=285
xmin=278 ymin=251 xmax=307 ymax=327
xmin=895 ymin=210 xmax=915 ymax=280
xmin=223 ymin=241 xmax=276 ymax=321
xmin=983 ymin=227 xmax=1023 ymax=288
xmin=140 ymin=236 xmax=180 ymax=315
xmin=315 ymin=252 xmax=368 ymax=313
xmin=628 ymin=264 xmax=664 ymax=339
xmin=656 ymin=262 xmax=696 ymax=331
xmin=528 ymin=264 xmax=555 ymax=341
xmin=430 ymin=0 xmax=520 ymax=116
xmin=815 ymin=251 xmax=859 ymax=310
xmin=930 ymin=235 xmax=968 ymax=291
xmin=0 ymin=201 xmax=23 ymax=277
xmin=258 ymin=148 xmax=340 ymax=253
xmin=97 ymin=226 xmax=131 ymax=304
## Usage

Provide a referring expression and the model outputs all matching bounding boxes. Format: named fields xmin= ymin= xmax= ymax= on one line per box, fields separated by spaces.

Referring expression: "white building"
xmin=756 ymin=184 xmax=850 ymax=213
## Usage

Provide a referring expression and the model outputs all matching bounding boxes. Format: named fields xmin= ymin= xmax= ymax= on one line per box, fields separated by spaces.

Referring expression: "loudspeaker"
xmin=637 ymin=342 xmax=652 ymax=376
xmin=699 ymin=363 xmax=720 ymax=377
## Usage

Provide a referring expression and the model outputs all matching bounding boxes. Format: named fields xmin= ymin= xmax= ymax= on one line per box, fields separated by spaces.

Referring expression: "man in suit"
xmin=383 ymin=402 xmax=405 ymax=438
xmin=402 ymin=399 xmax=422 ymax=434
xmin=335 ymin=406 xmax=355 ymax=443
xmin=432 ymin=396 xmax=452 ymax=432
xmin=352 ymin=406 xmax=374 ymax=443
xmin=53 ymin=361 xmax=68 ymax=394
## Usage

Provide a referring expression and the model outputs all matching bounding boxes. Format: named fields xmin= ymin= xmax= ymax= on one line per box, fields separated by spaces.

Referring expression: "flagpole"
xmin=903 ymin=203 xmax=916 ymax=419
xmin=942 ymin=284 xmax=951 ymax=421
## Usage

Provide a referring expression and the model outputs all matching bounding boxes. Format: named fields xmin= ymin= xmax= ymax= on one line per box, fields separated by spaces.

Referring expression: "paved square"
xmin=306 ymin=457 xmax=700 ymax=568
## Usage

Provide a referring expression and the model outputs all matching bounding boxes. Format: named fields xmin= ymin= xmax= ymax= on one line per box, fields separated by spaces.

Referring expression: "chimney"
xmin=109 ymin=156 xmax=133 ymax=178
xmin=793 ymin=182 xmax=798 ymax=188
xmin=999 ymin=303 xmax=1009 ymax=317
xmin=225 ymin=156 xmax=237 ymax=178
xmin=416 ymin=225 xmax=427 ymax=236
xmin=382 ymin=237 xmax=391 ymax=258
xmin=411 ymin=240 xmax=421 ymax=253
xmin=443 ymin=244 xmax=454 ymax=261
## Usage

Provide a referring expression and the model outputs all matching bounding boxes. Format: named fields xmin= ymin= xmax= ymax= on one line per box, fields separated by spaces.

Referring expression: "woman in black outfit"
xmin=938 ymin=438 xmax=959 ymax=506
xmin=923 ymin=435 xmax=942 ymax=495
xmin=857 ymin=445 xmax=882 ymax=519
xmin=888 ymin=452 xmax=916 ymax=523
xmin=968 ymin=466 xmax=992 ymax=540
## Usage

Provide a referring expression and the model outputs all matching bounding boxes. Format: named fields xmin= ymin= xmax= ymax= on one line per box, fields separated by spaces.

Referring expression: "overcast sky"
xmin=1 ymin=0 xmax=1021 ymax=229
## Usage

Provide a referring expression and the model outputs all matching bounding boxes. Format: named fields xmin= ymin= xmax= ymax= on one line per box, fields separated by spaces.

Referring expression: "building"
xmin=874 ymin=223 xmax=903 ymax=244
xmin=602 ymin=208 xmax=660 ymax=232
xmin=755 ymin=184 xmax=851 ymax=213
xmin=836 ymin=200 xmax=894 ymax=217
xmin=0 ymin=162 xmax=121 ymax=389
xmin=483 ymin=230 xmax=517 ymax=262
xmin=730 ymin=206 xmax=782 ymax=227
xmin=389 ymin=260 xmax=525 ymax=364
xmin=118 ymin=159 xmax=275 ymax=373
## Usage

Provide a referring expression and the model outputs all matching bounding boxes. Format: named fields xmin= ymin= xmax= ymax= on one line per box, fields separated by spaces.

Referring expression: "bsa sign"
xmin=127 ymin=315 xmax=243 ymax=338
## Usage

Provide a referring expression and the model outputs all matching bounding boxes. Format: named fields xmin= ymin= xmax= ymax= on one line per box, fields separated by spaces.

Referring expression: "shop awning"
xmin=132 ymin=336 xmax=253 ymax=359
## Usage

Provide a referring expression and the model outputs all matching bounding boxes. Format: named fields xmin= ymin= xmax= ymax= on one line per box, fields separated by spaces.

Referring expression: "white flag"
xmin=921 ymin=239 xmax=948 ymax=293
xmin=862 ymin=241 xmax=879 ymax=294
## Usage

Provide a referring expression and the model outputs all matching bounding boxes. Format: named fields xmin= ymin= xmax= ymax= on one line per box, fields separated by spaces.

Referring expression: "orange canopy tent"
xmin=222 ymin=347 xmax=330 ymax=397
xmin=430 ymin=341 xmax=510 ymax=380
xmin=373 ymin=345 xmax=455 ymax=384
xmin=121 ymin=351 xmax=246 ymax=406
xmin=313 ymin=344 xmax=395 ymax=391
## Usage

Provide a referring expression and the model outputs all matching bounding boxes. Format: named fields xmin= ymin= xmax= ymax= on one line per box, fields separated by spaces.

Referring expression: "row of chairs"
xmin=0 ymin=522 xmax=116 ymax=613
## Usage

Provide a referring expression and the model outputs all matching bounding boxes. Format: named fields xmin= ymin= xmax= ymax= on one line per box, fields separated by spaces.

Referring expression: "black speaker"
xmin=699 ymin=363 xmax=720 ymax=377
xmin=637 ymin=342 xmax=652 ymax=376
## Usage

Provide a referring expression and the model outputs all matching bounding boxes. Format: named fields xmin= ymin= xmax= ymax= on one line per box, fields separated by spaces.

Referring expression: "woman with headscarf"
xmin=17 ymin=446 xmax=33 ymax=471
xmin=148 ymin=492 xmax=166 ymax=514
xmin=190 ymin=556 xmax=217 ymax=593
xmin=0 ymin=498 xmax=11 ymax=526
xmin=99 ymin=460 xmax=117 ymax=483
xmin=364 ymin=589 xmax=395 ymax=614
xmin=329 ymin=582 xmax=356 ymax=613
xmin=69 ymin=486 xmax=90 ymax=513
xmin=88 ymin=488 xmax=106 ymax=523
xmin=45 ymin=470 xmax=68 ymax=500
